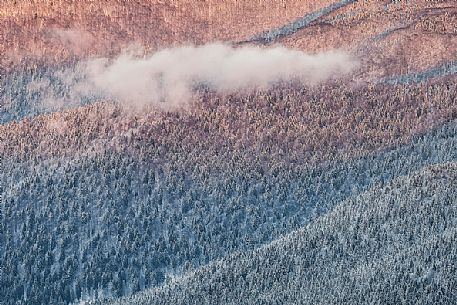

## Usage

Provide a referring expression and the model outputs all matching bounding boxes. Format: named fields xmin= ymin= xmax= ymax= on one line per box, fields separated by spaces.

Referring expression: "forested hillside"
xmin=2 ymin=1 xmax=457 ymax=305
xmin=2 ymin=83 xmax=457 ymax=304
xmin=100 ymin=162 xmax=457 ymax=305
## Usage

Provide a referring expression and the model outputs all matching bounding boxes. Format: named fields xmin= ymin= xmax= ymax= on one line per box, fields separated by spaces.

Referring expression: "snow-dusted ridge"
xmin=384 ymin=61 xmax=457 ymax=84
xmin=95 ymin=162 xmax=457 ymax=305
xmin=247 ymin=0 xmax=356 ymax=44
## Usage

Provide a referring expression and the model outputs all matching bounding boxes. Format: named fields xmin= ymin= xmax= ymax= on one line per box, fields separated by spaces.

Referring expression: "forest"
xmin=2 ymin=1 xmax=457 ymax=304
xmin=2 ymin=80 xmax=457 ymax=304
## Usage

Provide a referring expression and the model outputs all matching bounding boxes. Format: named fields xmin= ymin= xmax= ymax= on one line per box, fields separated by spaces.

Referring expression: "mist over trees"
xmin=2 ymin=1 xmax=457 ymax=304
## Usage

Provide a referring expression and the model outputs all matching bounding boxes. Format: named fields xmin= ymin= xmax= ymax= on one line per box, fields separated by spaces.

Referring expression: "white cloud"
xmin=28 ymin=43 xmax=359 ymax=111
xmin=81 ymin=43 xmax=358 ymax=108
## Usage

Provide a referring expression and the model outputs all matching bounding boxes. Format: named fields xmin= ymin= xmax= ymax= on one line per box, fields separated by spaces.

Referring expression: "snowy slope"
xmin=3 ymin=1 xmax=457 ymax=305
xmin=2 ymin=111 xmax=457 ymax=304
xmin=98 ymin=162 xmax=457 ymax=305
